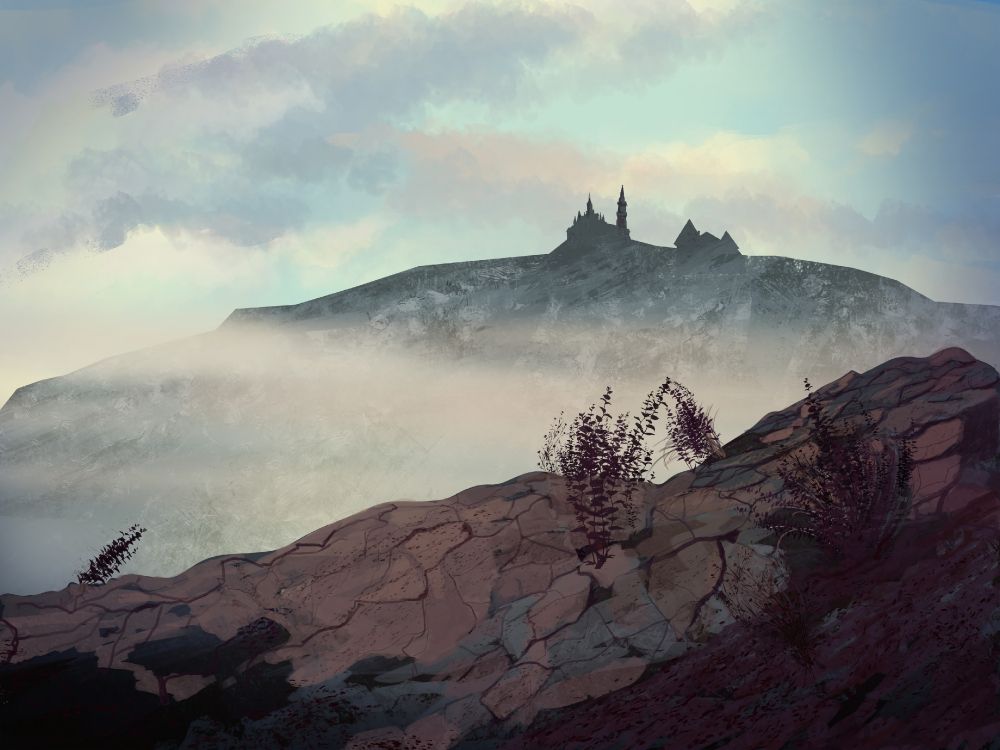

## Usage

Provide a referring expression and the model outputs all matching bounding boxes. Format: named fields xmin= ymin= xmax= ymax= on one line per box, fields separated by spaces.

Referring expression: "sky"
xmin=1 ymin=0 xmax=999 ymax=403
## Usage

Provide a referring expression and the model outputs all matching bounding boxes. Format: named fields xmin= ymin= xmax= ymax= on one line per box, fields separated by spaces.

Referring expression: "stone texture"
xmin=700 ymin=346 xmax=1000 ymax=515
xmin=2 ymin=347 xmax=999 ymax=749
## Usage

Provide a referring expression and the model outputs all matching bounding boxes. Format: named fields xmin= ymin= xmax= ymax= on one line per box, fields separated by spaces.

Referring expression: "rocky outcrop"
xmin=2 ymin=347 xmax=999 ymax=748
xmin=0 ymin=469 xmax=760 ymax=748
xmin=512 ymin=347 xmax=1000 ymax=750
xmin=694 ymin=345 xmax=1000 ymax=516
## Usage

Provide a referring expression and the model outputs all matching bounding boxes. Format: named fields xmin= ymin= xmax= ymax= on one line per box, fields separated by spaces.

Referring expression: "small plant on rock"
xmin=76 ymin=524 xmax=147 ymax=586
xmin=751 ymin=379 xmax=915 ymax=563
xmin=538 ymin=382 xmax=669 ymax=568
xmin=659 ymin=380 xmax=725 ymax=468
xmin=719 ymin=553 xmax=821 ymax=668
xmin=539 ymin=377 xmax=722 ymax=568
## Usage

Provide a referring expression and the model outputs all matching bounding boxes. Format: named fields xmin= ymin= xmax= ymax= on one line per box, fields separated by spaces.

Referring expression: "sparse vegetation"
xmin=749 ymin=379 xmax=915 ymax=563
xmin=716 ymin=380 xmax=917 ymax=673
xmin=539 ymin=377 xmax=722 ymax=568
xmin=657 ymin=380 xmax=726 ymax=469
xmin=719 ymin=550 xmax=821 ymax=668
xmin=538 ymin=384 xmax=663 ymax=568
xmin=76 ymin=524 xmax=147 ymax=586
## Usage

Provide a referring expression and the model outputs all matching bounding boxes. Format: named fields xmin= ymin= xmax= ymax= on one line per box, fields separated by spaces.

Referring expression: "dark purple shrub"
xmin=752 ymin=380 xmax=915 ymax=562
xmin=76 ymin=524 xmax=147 ymax=586
xmin=539 ymin=377 xmax=722 ymax=567
xmin=539 ymin=382 xmax=671 ymax=568
xmin=719 ymin=553 xmax=820 ymax=668
xmin=658 ymin=380 xmax=726 ymax=469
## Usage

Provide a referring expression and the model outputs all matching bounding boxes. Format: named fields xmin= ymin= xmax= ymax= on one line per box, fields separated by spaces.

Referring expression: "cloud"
xmin=91 ymin=5 xmax=587 ymax=118
xmin=70 ymin=0 xmax=767 ymax=237
xmin=0 ymin=1 xmax=128 ymax=9
xmin=93 ymin=191 xmax=144 ymax=249
xmin=4 ymin=1 xmax=774 ymax=262
xmin=376 ymin=126 xmax=814 ymax=235
xmin=270 ymin=215 xmax=384 ymax=273
xmin=385 ymin=128 xmax=609 ymax=227
xmin=16 ymin=4 xmax=585 ymax=254
xmin=0 ymin=82 xmax=34 ymax=171
xmin=858 ymin=120 xmax=913 ymax=157
xmin=622 ymin=131 xmax=813 ymax=203
xmin=18 ymin=211 xmax=89 ymax=256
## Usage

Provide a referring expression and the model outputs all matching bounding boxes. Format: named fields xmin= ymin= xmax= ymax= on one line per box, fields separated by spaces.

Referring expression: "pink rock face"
xmin=761 ymin=425 xmax=795 ymax=444
xmin=1 ymin=347 xmax=999 ymax=749
xmin=911 ymin=453 xmax=962 ymax=510
xmin=695 ymin=346 xmax=1000 ymax=518
xmin=911 ymin=417 xmax=963 ymax=461
xmin=482 ymin=663 xmax=550 ymax=719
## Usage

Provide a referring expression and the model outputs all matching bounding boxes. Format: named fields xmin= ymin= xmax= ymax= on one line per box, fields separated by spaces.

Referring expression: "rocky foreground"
xmin=1 ymin=347 xmax=999 ymax=748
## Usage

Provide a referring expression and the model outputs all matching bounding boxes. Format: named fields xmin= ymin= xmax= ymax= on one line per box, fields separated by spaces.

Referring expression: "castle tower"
xmin=563 ymin=188 xmax=633 ymax=245
xmin=616 ymin=185 xmax=628 ymax=233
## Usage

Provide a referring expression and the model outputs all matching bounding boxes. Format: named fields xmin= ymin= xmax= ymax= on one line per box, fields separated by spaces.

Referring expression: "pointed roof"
xmin=618 ymin=185 xmax=626 ymax=202
xmin=719 ymin=230 xmax=740 ymax=252
xmin=675 ymin=219 xmax=701 ymax=248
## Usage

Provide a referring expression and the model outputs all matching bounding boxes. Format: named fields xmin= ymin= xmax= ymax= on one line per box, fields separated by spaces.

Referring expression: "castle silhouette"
xmin=557 ymin=187 xmax=742 ymax=261
xmin=567 ymin=186 xmax=630 ymax=241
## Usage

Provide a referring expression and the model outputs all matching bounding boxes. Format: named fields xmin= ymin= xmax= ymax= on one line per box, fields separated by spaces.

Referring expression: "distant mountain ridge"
xmin=223 ymin=215 xmax=744 ymax=329
xmin=220 ymin=214 xmax=999 ymax=387
xmin=2 ymin=202 xmax=999 ymax=594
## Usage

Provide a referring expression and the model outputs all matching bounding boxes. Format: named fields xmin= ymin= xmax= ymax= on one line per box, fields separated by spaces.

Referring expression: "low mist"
xmin=0 ymin=321 xmax=829 ymax=595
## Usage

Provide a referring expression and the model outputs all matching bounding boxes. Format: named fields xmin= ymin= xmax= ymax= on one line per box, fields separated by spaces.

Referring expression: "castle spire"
xmin=616 ymin=185 xmax=628 ymax=233
xmin=586 ymin=193 xmax=594 ymax=216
